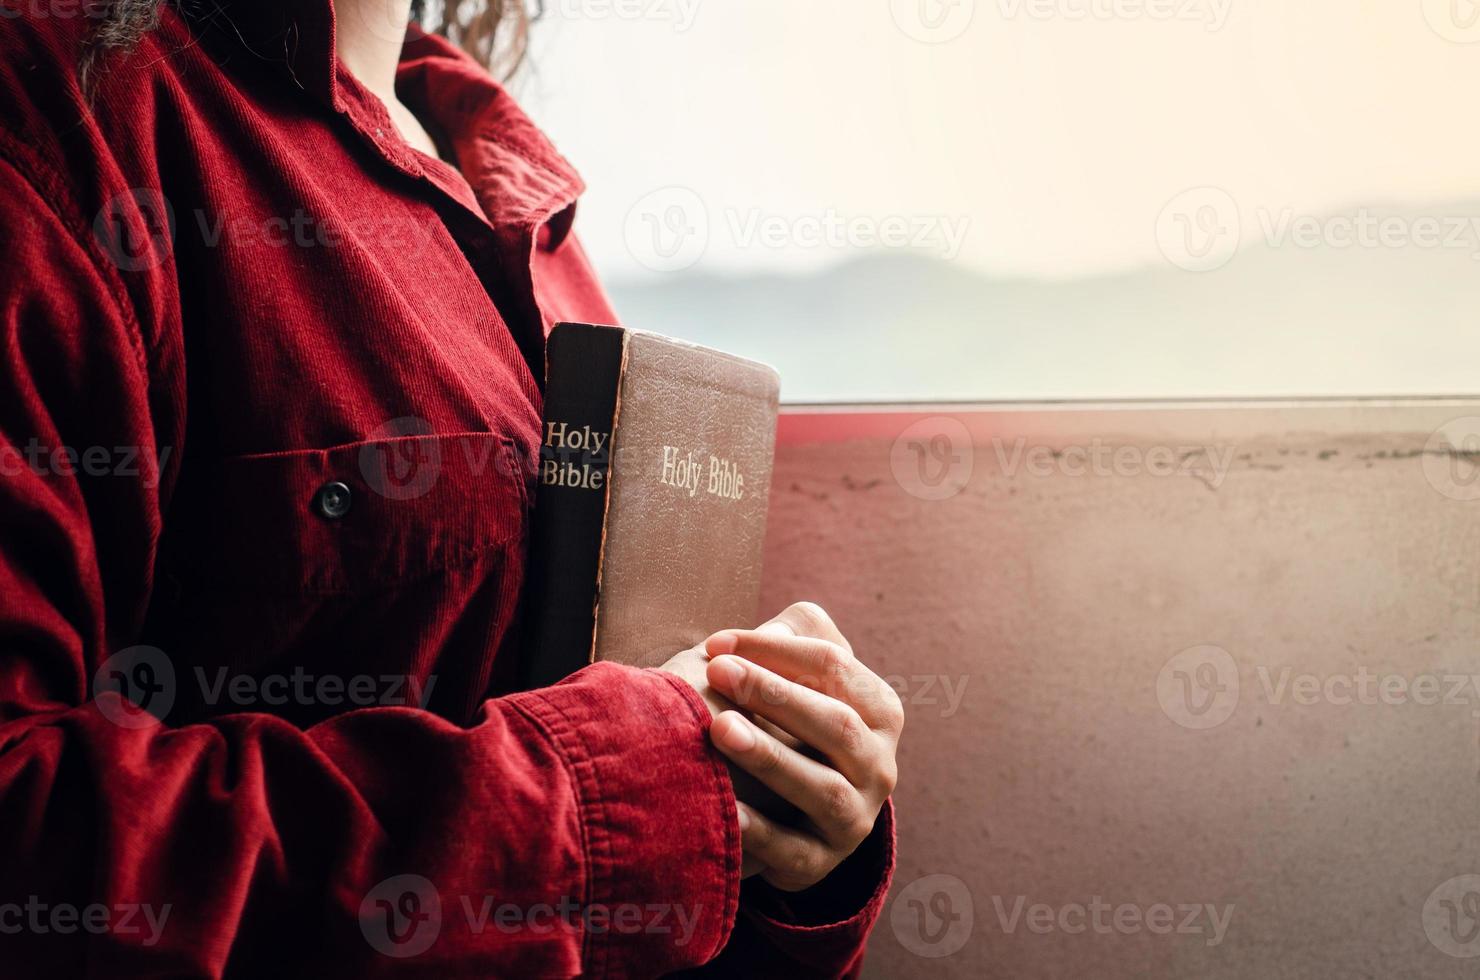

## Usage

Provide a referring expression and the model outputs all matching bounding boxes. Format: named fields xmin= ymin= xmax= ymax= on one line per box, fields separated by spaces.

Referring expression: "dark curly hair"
xmin=80 ymin=0 xmax=530 ymax=92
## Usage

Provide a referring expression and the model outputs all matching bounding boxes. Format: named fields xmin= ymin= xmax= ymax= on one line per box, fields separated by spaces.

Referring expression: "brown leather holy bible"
xmin=521 ymin=323 xmax=781 ymax=688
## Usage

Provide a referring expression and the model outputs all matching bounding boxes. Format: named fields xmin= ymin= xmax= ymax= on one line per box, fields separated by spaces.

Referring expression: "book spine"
xmin=521 ymin=324 xmax=627 ymax=690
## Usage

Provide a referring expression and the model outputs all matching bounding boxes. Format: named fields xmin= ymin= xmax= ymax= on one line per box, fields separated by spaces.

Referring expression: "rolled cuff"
xmin=509 ymin=661 xmax=741 ymax=977
xmin=737 ymin=798 xmax=897 ymax=973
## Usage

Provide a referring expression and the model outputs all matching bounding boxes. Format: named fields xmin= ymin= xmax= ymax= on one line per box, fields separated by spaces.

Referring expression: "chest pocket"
xmin=178 ymin=432 xmax=530 ymax=593
xmin=150 ymin=432 xmax=535 ymax=725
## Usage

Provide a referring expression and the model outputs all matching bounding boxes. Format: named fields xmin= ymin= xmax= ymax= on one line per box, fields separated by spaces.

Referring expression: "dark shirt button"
xmin=313 ymin=481 xmax=353 ymax=520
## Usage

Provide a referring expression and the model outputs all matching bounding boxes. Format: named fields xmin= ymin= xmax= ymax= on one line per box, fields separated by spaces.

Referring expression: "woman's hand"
xmin=703 ymin=602 xmax=903 ymax=893
xmin=657 ymin=644 xmax=794 ymax=878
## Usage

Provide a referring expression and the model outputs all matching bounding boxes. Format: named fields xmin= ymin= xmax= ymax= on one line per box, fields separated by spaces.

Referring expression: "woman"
xmin=0 ymin=1 xmax=901 ymax=976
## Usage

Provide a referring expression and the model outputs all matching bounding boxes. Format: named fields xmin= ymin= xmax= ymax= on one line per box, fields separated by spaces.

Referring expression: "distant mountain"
xmin=607 ymin=205 xmax=1480 ymax=402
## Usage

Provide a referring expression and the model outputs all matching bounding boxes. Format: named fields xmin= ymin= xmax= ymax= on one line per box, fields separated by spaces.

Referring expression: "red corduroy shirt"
xmin=0 ymin=2 xmax=894 ymax=977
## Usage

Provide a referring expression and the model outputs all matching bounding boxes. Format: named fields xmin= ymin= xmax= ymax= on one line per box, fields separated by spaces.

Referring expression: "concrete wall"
xmin=759 ymin=401 xmax=1480 ymax=979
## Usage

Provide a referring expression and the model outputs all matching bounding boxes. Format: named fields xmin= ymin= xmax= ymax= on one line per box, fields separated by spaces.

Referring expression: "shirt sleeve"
xmin=0 ymin=152 xmax=741 ymax=977
xmin=672 ymin=802 xmax=897 ymax=979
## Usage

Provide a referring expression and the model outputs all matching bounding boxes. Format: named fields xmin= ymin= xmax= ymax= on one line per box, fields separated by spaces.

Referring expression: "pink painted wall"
xmin=760 ymin=402 xmax=1480 ymax=978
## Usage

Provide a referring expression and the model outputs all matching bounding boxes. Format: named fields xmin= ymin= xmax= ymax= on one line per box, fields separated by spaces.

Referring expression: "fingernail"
xmin=706 ymin=632 xmax=738 ymax=656
xmin=721 ymin=716 xmax=756 ymax=752
xmin=710 ymin=656 xmax=744 ymax=687
xmin=737 ymin=806 xmax=751 ymax=832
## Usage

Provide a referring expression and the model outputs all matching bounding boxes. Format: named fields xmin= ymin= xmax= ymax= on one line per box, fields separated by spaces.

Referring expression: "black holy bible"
xmin=521 ymin=323 xmax=781 ymax=689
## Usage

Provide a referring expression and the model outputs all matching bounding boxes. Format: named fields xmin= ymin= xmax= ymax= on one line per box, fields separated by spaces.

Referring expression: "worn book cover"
xmin=521 ymin=323 xmax=781 ymax=689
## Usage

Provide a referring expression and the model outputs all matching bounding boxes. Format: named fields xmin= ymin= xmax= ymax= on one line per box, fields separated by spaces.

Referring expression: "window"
xmin=522 ymin=0 xmax=1480 ymax=402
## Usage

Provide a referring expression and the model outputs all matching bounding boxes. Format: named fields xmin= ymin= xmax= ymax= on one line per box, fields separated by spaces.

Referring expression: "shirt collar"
xmin=199 ymin=0 xmax=584 ymax=241
xmin=397 ymin=28 xmax=586 ymax=239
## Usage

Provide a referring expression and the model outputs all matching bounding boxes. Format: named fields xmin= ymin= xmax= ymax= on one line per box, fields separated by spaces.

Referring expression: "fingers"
xmin=714 ymin=602 xmax=899 ymax=893
xmin=753 ymin=715 xmax=805 ymax=753
xmin=737 ymin=802 xmax=856 ymax=893
xmin=711 ymin=710 xmax=872 ymax=848
xmin=707 ymin=655 xmax=886 ymax=788
xmin=756 ymin=601 xmax=851 ymax=651
xmin=705 ymin=629 xmax=904 ymax=737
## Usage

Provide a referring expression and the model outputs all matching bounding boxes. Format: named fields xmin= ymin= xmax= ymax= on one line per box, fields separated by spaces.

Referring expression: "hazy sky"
xmin=516 ymin=0 xmax=1480 ymax=283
